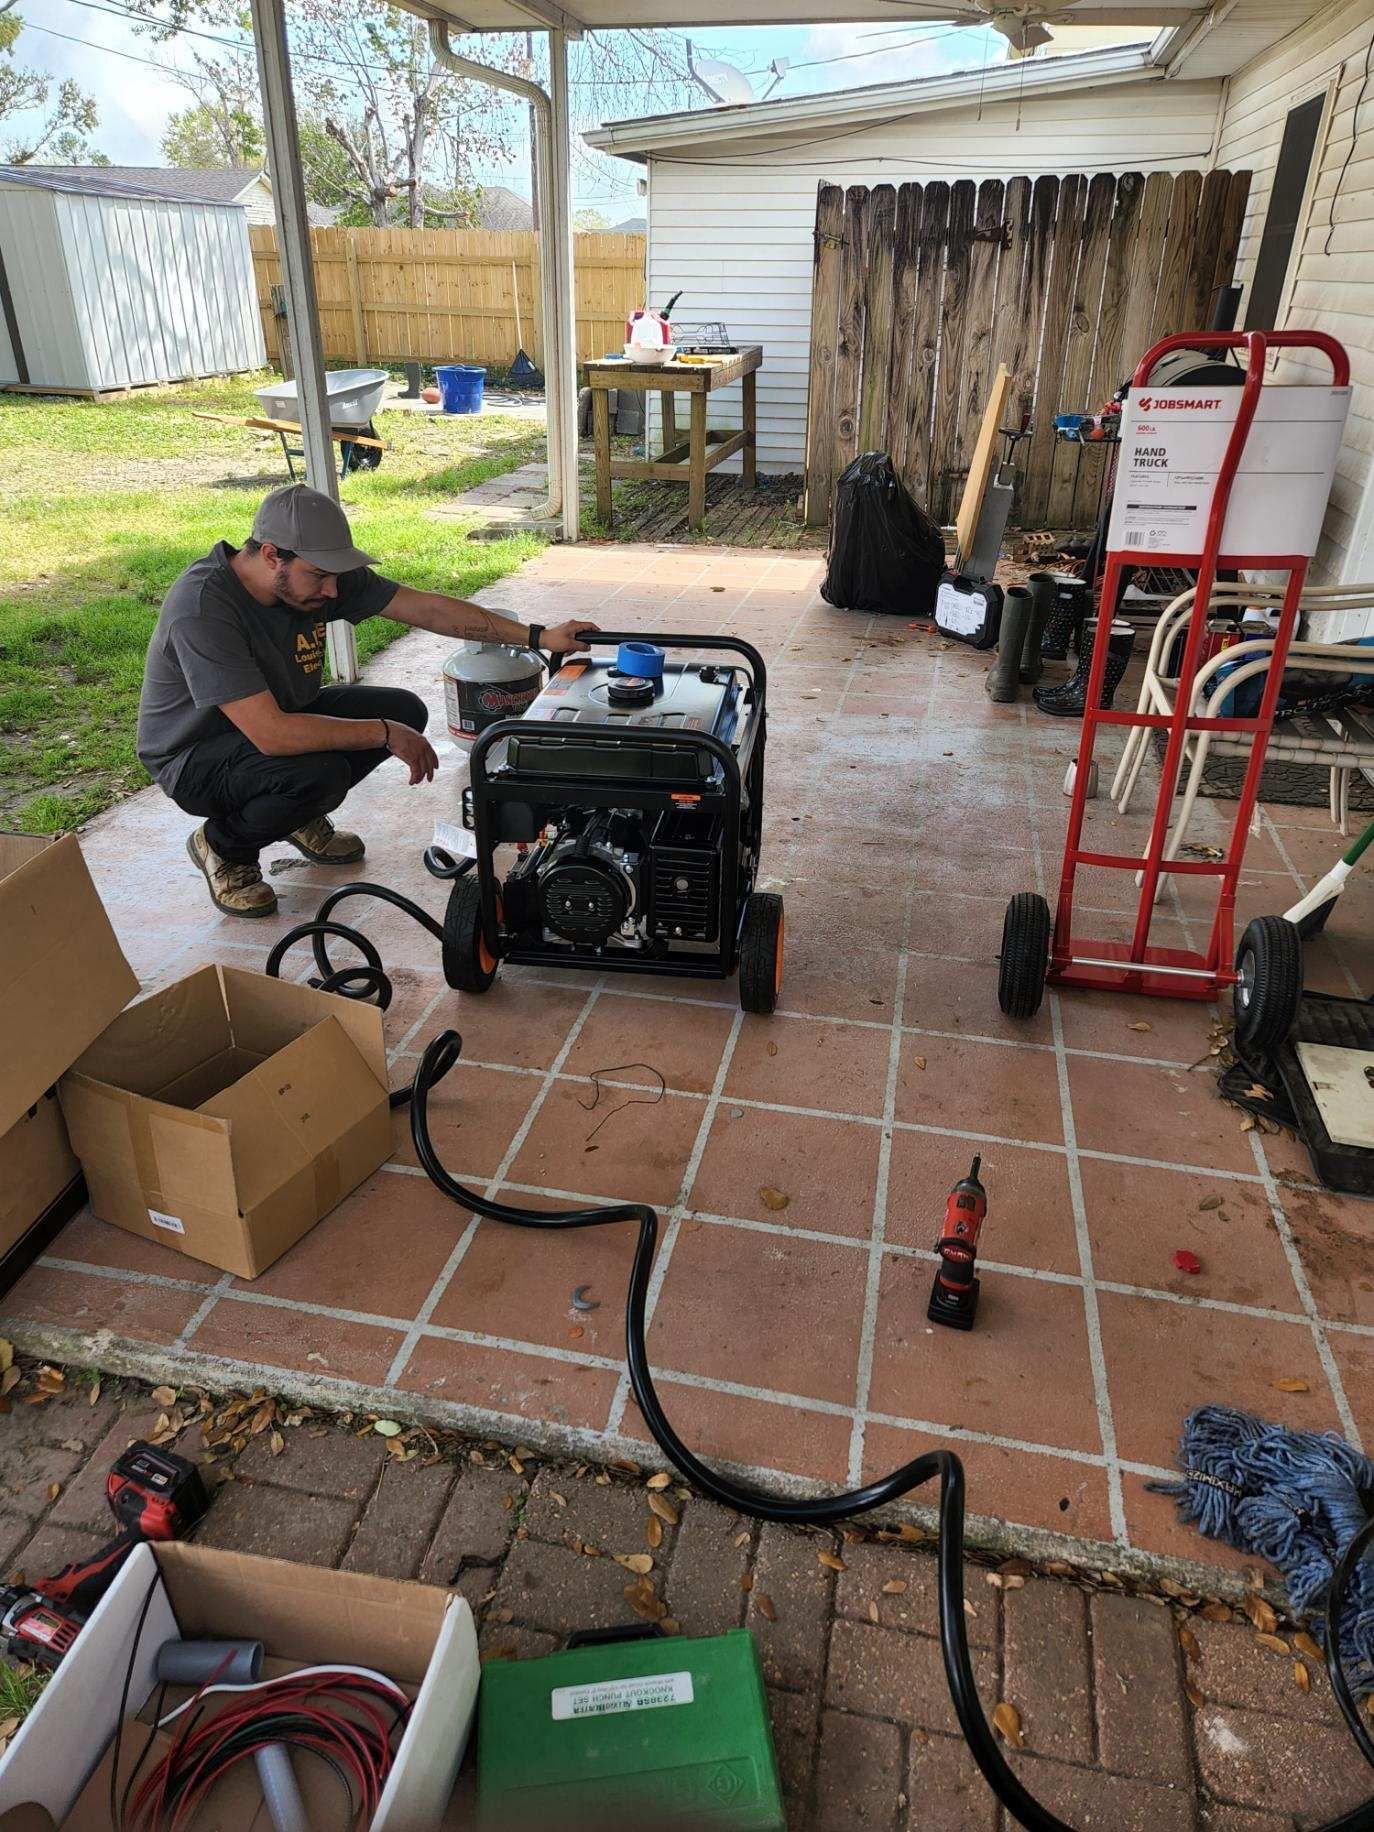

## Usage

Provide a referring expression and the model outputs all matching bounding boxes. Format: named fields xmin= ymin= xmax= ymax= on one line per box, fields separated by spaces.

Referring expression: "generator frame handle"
xmin=567 ymin=630 xmax=768 ymax=701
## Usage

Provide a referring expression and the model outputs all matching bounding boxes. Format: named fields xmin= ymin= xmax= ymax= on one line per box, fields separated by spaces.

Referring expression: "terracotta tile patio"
xmin=6 ymin=540 xmax=1374 ymax=1581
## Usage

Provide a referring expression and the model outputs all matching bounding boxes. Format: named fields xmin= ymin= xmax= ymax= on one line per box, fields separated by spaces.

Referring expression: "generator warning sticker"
xmin=550 ymin=1671 xmax=694 ymax=1721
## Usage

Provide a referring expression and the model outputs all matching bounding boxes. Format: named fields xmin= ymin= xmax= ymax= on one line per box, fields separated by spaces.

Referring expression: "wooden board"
xmin=953 ymin=362 xmax=1012 ymax=566
xmin=802 ymin=184 xmax=846 ymax=528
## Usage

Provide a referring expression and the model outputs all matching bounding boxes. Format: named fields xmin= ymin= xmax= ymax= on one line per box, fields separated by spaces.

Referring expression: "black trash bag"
xmin=821 ymin=451 xmax=946 ymax=616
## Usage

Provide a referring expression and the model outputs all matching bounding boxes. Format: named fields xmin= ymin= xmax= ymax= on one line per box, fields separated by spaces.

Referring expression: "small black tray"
xmin=1274 ymin=991 xmax=1374 ymax=1197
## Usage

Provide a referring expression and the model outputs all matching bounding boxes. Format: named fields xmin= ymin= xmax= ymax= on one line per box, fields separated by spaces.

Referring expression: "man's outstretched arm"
xmin=381 ymin=587 xmax=598 ymax=656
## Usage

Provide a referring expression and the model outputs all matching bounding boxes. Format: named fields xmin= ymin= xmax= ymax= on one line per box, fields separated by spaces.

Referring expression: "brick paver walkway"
xmin=2 ymin=1374 xmax=1369 ymax=1828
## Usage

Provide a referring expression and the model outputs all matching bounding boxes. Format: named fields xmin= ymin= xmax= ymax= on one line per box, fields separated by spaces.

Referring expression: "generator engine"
xmin=449 ymin=636 xmax=784 ymax=1013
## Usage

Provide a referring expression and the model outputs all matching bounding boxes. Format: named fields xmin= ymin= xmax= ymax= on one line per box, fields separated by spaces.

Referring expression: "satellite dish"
xmin=686 ymin=39 xmax=757 ymax=106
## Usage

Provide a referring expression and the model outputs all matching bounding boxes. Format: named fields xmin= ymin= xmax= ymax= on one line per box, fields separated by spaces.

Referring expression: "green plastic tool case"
xmin=477 ymin=1626 xmax=786 ymax=1827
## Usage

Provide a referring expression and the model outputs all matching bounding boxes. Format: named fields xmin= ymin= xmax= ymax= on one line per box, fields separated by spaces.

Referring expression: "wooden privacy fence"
xmin=803 ymin=168 xmax=1251 ymax=531
xmin=248 ymin=225 xmax=645 ymax=370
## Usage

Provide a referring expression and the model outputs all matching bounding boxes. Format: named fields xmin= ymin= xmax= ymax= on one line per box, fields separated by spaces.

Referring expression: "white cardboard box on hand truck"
xmin=0 ymin=1542 xmax=479 ymax=1829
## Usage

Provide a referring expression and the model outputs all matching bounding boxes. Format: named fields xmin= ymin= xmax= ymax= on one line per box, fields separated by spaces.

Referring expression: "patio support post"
xmin=249 ymin=0 xmax=359 ymax=682
xmin=548 ymin=28 xmax=580 ymax=542
xmin=426 ymin=19 xmax=580 ymax=543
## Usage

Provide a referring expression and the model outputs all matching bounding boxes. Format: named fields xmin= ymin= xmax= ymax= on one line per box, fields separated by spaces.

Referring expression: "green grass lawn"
xmin=0 ymin=373 xmax=547 ymax=833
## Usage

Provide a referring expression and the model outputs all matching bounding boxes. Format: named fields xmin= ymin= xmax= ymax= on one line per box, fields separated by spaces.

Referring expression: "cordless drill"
xmin=927 ymin=1156 xmax=988 ymax=1331
xmin=0 ymin=1442 xmax=207 ymax=1668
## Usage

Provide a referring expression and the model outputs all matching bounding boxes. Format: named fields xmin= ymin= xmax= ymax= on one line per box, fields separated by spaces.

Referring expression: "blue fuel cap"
xmin=616 ymin=640 xmax=665 ymax=680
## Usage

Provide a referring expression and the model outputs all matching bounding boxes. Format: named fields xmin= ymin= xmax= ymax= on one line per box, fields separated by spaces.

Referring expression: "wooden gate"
xmin=803 ymin=168 xmax=1250 ymax=531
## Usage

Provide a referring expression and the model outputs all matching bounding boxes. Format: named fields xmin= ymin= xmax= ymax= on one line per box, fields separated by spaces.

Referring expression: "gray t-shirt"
xmin=137 ymin=541 xmax=399 ymax=789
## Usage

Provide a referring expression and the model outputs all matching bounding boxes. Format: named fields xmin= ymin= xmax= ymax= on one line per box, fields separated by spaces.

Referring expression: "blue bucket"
xmin=435 ymin=364 xmax=486 ymax=414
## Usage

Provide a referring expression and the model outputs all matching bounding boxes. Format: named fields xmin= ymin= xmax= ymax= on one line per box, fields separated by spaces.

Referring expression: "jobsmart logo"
xmin=1135 ymin=396 xmax=1222 ymax=412
xmin=476 ymin=684 xmax=539 ymax=713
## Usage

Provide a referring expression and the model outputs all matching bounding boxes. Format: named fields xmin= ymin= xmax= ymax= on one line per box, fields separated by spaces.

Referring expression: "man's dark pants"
xmin=170 ymin=684 xmax=428 ymax=865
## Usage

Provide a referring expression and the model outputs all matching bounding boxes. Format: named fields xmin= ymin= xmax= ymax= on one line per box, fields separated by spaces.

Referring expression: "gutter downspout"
xmin=427 ymin=18 xmax=570 ymax=532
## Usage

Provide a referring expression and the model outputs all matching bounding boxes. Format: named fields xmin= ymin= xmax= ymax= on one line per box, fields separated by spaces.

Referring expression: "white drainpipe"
xmin=426 ymin=19 xmax=579 ymax=541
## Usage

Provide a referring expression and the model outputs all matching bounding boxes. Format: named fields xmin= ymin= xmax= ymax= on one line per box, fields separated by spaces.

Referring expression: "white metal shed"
xmin=0 ymin=166 xmax=265 ymax=396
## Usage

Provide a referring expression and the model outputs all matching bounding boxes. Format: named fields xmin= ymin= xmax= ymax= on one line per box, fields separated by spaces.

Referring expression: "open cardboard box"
xmin=60 ymin=966 xmax=393 ymax=1279
xmin=0 ymin=834 xmax=139 ymax=1282
xmin=0 ymin=1542 xmax=478 ymax=1829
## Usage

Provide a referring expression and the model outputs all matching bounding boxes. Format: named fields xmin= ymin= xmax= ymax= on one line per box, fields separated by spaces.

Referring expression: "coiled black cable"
xmin=267 ymin=896 xmax=1374 ymax=1832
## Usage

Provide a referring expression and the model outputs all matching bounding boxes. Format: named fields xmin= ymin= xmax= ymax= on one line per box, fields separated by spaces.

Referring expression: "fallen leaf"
xmin=1292 ymin=1631 xmax=1323 ymax=1662
xmin=150 ymin=1385 xmax=177 ymax=1408
xmin=88 ymin=1381 xmax=101 ymax=1407
xmin=1256 ymin=1633 xmax=1290 ymax=1656
xmin=249 ymin=1400 xmax=275 ymax=1435
xmin=1128 ymin=1020 xmax=1153 ymax=1033
xmin=644 ymin=1517 xmax=663 ymax=1551
xmin=46 ymin=1482 xmax=60 ymax=1502
xmin=1240 ymin=1115 xmax=1256 ymax=1133
xmin=1184 ymin=1680 xmax=1205 ymax=1709
xmin=733 ymin=1530 xmax=750 ymax=1548
xmin=269 ymin=1430 xmax=284 ymax=1457
xmin=755 ymin=1592 xmax=777 ymax=1622
xmin=1294 ymin=1660 xmax=1311 ymax=1694
xmin=1201 ymin=1601 xmax=1232 ymax=1624
xmin=1271 ymin=1378 xmax=1309 ymax=1393
xmin=0 ymin=1368 xmax=19 ymax=1397
xmin=568 ymin=1326 xmax=584 ymax=1341
xmin=740 ymin=1571 xmax=753 ymax=1592
xmin=759 ymin=1187 xmax=790 ymax=1212
xmin=0 ymin=1340 xmax=11 ymax=1373
xmin=1198 ymin=1196 xmax=1224 ymax=1212
xmin=913 ymin=1057 xmax=926 ymax=1071
xmin=1241 ymin=1594 xmax=1278 ymax=1636
xmin=882 ymin=1578 xmax=908 ymax=1596
xmin=992 ymin=1702 xmax=1024 ymax=1749
xmin=766 ymin=1042 xmax=778 ymax=1057
xmin=373 ymin=1419 xmax=403 ymax=1438
xmin=615 ymin=1553 xmax=654 ymax=1575
xmin=648 ymin=1493 xmax=679 ymax=1526
xmin=1178 ymin=1626 xmax=1200 ymax=1661
xmin=868 ymin=1601 xmax=880 ymax=1623
xmin=646 ymin=1471 xmax=672 ymax=1491
xmin=818 ymin=1551 xmax=845 ymax=1572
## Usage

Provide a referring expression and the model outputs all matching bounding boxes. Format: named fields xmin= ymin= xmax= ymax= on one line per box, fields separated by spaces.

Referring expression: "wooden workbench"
xmin=586 ymin=345 xmax=761 ymax=532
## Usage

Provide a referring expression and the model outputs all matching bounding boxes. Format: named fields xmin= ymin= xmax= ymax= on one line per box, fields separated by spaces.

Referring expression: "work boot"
xmin=1033 ymin=618 xmax=1135 ymax=718
xmin=985 ymin=586 xmax=1033 ymax=703
xmin=285 ymin=816 xmax=366 ymax=865
xmin=186 ymin=825 xmax=277 ymax=918
xmin=1039 ymin=576 xmax=1090 ymax=661
xmin=1020 ymin=573 xmax=1055 ymax=684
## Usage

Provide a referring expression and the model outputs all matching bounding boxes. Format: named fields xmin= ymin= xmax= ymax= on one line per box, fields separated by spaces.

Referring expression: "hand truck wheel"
xmin=442 ymin=876 xmax=500 ymax=994
xmin=738 ymin=891 xmax=784 ymax=1015
xmin=1233 ymin=915 xmax=1302 ymax=1055
xmin=998 ymin=892 xmax=1051 ymax=1019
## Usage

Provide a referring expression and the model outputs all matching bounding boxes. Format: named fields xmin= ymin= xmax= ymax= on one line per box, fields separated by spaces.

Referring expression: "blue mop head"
xmin=1151 ymin=1404 xmax=1374 ymax=1694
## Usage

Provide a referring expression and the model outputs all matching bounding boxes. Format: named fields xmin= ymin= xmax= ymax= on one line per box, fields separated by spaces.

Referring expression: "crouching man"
xmin=136 ymin=484 xmax=596 ymax=916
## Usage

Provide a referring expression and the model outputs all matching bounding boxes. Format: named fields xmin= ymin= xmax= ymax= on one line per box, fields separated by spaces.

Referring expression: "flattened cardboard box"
xmin=60 ymin=965 xmax=391 ymax=1279
xmin=0 ymin=833 xmax=138 ymax=1256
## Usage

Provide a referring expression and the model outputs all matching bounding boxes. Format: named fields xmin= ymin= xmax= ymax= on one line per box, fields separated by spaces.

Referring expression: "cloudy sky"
xmin=15 ymin=1 xmax=1016 ymax=212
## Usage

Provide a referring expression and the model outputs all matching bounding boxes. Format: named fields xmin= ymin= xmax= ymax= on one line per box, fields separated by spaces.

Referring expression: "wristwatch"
xmin=528 ymin=623 xmax=545 ymax=652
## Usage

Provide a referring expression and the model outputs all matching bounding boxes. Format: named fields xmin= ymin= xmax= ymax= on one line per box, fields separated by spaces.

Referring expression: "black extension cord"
xmin=266 ymin=878 xmax=1374 ymax=1832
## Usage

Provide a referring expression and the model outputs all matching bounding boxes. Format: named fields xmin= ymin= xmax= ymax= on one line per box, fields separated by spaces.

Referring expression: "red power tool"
xmin=927 ymin=1156 xmax=988 ymax=1331
xmin=0 ymin=1588 xmax=82 ymax=1671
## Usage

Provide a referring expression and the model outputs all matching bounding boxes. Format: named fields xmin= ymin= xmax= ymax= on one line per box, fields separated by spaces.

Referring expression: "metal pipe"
xmin=426 ymin=19 xmax=566 ymax=527
xmin=250 ymin=0 xmax=359 ymax=682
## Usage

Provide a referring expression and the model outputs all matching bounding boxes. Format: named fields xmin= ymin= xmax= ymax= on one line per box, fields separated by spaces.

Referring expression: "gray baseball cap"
xmin=251 ymin=484 xmax=378 ymax=573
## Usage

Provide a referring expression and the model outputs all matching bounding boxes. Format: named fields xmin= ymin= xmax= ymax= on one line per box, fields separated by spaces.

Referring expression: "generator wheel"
xmin=998 ymin=892 xmax=1051 ymax=1019
xmin=739 ymin=891 xmax=784 ymax=1015
xmin=442 ymin=876 xmax=499 ymax=994
xmin=1234 ymin=915 xmax=1302 ymax=1055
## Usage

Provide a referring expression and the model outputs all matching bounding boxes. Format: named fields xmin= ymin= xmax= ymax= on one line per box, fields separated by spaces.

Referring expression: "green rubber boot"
xmin=985 ymin=586 xmax=1033 ymax=703
xmin=1020 ymin=573 xmax=1056 ymax=684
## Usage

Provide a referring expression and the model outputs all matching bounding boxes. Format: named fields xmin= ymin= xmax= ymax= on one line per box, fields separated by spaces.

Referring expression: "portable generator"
xmin=440 ymin=633 xmax=783 ymax=1013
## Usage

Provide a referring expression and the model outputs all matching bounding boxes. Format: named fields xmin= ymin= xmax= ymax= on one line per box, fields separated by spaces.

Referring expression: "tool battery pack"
xmin=477 ymin=1625 xmax=785 ymax=1828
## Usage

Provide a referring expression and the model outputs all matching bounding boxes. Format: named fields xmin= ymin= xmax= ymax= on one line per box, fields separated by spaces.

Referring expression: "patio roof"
xmin=411 ymin=0 xmax=1202 ymax=33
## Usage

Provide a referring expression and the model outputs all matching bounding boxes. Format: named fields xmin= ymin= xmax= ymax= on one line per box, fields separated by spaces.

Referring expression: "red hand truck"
xmin=997 ymin=330 xmax=1350 ymax=1040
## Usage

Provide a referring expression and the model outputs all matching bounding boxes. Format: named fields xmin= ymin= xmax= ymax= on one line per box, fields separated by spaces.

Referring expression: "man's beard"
xmin=276 ymin=575 xmax=329 ymax=614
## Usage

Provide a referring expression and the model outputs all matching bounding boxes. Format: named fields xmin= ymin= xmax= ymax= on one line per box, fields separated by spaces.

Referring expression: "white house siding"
xmin=1217 ymin=0 xmax=1374 ymax=616
xmin=644 ymin=76 xmax=1225 ymax=475
xmin=0 ymin=184 xmax=264 ymax=391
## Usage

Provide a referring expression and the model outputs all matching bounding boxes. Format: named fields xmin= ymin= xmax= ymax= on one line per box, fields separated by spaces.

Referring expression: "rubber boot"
xmin=985 ymin=586 xmax=1033 ymax=702
xmin=1033 ymin=618 xmax=1135 ymax=718
xmin=1020 ymin=573 xmax=1055 ymax=684
xmin=1040 ymin=576 xmax=1088 ymax=661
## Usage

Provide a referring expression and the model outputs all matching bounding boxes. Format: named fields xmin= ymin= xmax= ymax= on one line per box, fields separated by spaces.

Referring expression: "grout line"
xmin=373 ymin=981 xmax=610 ymax=1390
xmin=1019 ymin=703 xmax=1128 ymax=1545
xmin=602 ymin=1007 xmax=747 ymax=1437
xmin=172 ymin=1273 xmax=234 ymax=1350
